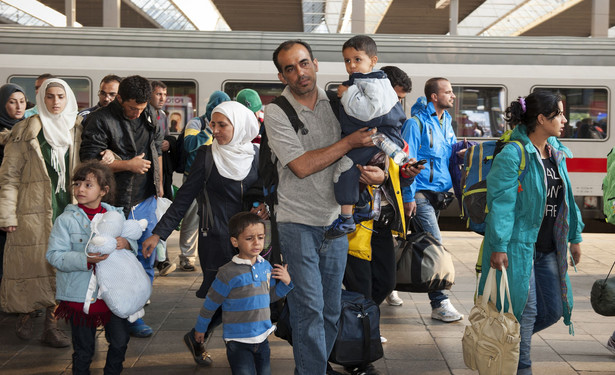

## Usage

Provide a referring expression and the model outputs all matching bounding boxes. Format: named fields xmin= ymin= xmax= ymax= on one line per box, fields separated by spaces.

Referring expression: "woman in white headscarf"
xmin=142 ymin=100 xmax=266 ymax=364
xmin=0 ymin=78 xmax=82 ymax=348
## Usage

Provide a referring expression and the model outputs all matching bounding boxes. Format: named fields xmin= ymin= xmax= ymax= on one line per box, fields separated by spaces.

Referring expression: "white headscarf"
xmin=36 ymin=78 xmax=78 ymax=194
xmin=211 ymin=101 xmax=259 ymax=181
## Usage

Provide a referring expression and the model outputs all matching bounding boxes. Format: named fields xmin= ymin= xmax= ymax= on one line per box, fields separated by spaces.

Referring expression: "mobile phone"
xmin=411 ymin=159 xmax=427 ymax=168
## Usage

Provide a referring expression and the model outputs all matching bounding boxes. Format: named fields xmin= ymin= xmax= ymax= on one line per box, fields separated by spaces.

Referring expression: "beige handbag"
xmin=462 ymin=267 xmax=520 ymax=374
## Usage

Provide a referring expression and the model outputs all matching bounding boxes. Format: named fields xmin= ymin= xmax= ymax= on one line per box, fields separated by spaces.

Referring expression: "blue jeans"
xmin=225 ymin=339 xmax=271 ymax=375
xmin=518 ymin=251 xmax=563 ymax=369
xmin=414 ymin=196 xmax=449 ymax=308
xmin=278 ymin=222 xmax=348 ymax=375
xmin=131 ymin=196 xmax=158 ymax=284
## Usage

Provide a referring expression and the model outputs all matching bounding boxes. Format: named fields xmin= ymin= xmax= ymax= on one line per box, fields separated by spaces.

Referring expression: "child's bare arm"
xmin=271 ymin=264 xmax=291 ymax=285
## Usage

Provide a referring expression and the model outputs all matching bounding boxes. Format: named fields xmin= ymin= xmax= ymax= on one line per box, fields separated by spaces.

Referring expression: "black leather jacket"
xmin=80 ymin=100 xmax=163 ymax=214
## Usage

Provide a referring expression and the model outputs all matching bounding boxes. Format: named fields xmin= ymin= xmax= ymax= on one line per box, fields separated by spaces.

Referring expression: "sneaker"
xmin=431 ymin=299 xmax=463 ymax=322
xmin=179 ymin=259 xmax=195 ymax=272
xmin=157 ymin=260 xmax=176 ymax=276
xmin=345 ymin=363 xmax=381 ymax=375
xmin=380 ymin=336 xmax=387 ymax=343
xmin=325 ymin=215 xmax=355 ymax=239
xmin=386 ymin=291 xmax=403 ymax=306
xmin=184 ymin=328 xmax=213 ymax=366
xmin=607 ymin=336 xmax=615 ymax=355
xmin=353 ymin=204 xmax=376 ymax=223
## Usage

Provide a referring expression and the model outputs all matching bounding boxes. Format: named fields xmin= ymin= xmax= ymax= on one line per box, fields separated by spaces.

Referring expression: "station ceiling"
xmin=2 ymin=0 xmax=615 ymax=37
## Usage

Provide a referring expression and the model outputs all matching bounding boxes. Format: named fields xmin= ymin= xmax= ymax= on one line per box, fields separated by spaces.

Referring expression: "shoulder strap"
xmin=509 ymin=140 xmax=528 ymax=181
xmin=271 ymin=96 xmax=303 ymax=134
xmin=325 ymin=90 xmax=340 ymax=120
xmin=412 ymin=115 xmax=422 ymax=134
xmin=201 ymin=146 xmax=215 ymax=234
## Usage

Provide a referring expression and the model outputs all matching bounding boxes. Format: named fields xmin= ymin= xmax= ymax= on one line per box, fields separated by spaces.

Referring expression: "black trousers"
xmin=70 ymin=314 xmax=130 ymax=375
xmin=343 ymin=218 xmax=396 ymax=305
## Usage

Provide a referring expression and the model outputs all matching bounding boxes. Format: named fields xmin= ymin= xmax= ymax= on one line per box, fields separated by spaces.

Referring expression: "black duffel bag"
xmin=329 ymin=290 xmax=383 ymax=367
xmin=394 ymin=220 xmax=455 ymax=293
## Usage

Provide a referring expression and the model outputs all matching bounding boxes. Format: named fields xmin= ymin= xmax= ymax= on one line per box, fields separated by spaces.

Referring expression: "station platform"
xmin=1 ymin=230 xmax=615 ymax=375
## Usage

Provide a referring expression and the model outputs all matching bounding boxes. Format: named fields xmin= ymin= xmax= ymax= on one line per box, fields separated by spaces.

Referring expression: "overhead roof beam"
xmin=0 ymin=0 xmax=81 ymax=26
xmin=124 ymin=0 xmax=197 ymax=30
xmin=457 ymin=0 xmax=584 ymax=36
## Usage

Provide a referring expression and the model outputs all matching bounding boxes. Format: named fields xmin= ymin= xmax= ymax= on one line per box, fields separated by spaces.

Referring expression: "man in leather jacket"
xmin=80 ymin=75 xmax=163 ymax=338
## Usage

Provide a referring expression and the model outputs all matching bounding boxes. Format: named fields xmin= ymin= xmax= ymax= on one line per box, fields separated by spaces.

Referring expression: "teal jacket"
xmin=478 ymin=125 xmax=584 ymax=326
xmin=46 ymin=203 xmax=138 ymax=303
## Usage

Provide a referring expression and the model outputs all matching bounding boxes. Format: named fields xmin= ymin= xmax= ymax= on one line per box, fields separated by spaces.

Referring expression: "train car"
xmin=1 ymin=26 xmax=613 ymax=226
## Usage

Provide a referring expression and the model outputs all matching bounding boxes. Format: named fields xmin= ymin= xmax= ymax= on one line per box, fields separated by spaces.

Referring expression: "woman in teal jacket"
xmin=478 ymin=91 xmax=583 ymax=374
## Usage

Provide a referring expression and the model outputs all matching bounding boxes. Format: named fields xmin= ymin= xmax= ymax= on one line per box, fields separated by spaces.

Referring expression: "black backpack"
xmin=175 ymin=116 xmax=208 ymax=174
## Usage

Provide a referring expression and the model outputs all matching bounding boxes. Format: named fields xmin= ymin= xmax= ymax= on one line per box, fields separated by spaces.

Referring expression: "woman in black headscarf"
xmin=0 ymin=83 xmax=27 ymax=160
xmin=0 ymin=83 xmax=27 ymax=286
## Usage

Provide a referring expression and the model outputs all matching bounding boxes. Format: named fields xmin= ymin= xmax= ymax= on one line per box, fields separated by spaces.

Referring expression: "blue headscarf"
xmin=0 ymin=83 xmax=26 ymax=129
xmin=205 ymin=91 xmax=231 ymax=121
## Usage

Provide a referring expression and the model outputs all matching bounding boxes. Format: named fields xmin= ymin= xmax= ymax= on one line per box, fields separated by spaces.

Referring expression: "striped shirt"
xmin=195 ymin=255 xmax=293 ymax=343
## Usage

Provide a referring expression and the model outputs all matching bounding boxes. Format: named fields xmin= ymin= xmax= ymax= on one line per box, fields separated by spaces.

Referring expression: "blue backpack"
xmin=461 ymin=131 xmax=528 ymax=235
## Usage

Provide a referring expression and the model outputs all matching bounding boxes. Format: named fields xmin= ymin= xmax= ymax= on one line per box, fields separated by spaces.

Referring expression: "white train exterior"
xmin=1 ymin=26 xmax=613 ymax=222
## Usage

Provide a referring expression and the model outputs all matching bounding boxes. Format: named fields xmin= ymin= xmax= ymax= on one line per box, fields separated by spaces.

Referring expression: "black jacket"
xmin=80 ymin=100 xmax=163 ymax=214
xmin=152 ymin=144 xmax=260 ymax=297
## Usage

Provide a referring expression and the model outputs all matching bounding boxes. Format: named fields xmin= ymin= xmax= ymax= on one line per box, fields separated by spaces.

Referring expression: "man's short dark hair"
xmin=381 ymin=66 xmax=412 ymax=93
xmin=342 ymin=35 xmax=377 ymax=57
xmin=424 ymin=77 xmax=448 ymax=102
xmin=150 ymin=80 xmax=167 ymax=91
xmin=100 ymin=74 xmax=122 ymax=85
xmin=118 ymin=75 xmax=152 ymax=104
xmin=37 ymin=73 xmax=55 ymax=81
xmin=228 ymin=212 xmax=265 ymax=240
xmin=273 ymin=40 xmax=314 ymax=73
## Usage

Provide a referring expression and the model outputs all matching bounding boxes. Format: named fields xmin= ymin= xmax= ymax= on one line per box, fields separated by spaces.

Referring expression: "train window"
xmin=222 ymin=81 xmax=286 ymax=106
xmin=532 ymin=87 xmax=608 ymax=140
xmin=8 ymin=76 xmax=91 ymax=111
xmin=156 ymin=80 xmax=197 ymax=134
xmin=452 ymin=86 xmax=507 ymax=138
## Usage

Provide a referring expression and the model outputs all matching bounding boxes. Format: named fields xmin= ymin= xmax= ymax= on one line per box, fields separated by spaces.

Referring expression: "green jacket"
xmin=478 ymin=125 xmax=583 ymax=326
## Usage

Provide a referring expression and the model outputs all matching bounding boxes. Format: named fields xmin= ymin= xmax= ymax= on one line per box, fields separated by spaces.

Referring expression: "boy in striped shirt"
xmin=185 ymin=212 xmax=293 ymax=374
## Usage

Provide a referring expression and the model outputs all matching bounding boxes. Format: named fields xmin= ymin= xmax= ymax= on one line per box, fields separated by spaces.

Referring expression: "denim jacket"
xmin=46 ymin=203 xmax=138 ymax=303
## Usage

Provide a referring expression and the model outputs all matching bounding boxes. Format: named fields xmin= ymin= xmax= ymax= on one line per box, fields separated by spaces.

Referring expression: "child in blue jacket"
xmin=46 ymin=160 xmax=138 ymax=375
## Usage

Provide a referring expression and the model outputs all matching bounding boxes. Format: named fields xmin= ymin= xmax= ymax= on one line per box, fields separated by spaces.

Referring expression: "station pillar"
xmin=65 ymin=0 xmax=75 ymax=27
xmin=352 ymin=0 xmax=365 ymax=34
xmin=591 ymin=0 xmax=609 ymax=37
xmin=103 ymin=0 xmax=121 ymax=28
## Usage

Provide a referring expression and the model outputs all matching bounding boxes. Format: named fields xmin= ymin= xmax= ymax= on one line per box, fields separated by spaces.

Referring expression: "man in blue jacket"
xmin=401 ymin=77 xmax=464 ymax=322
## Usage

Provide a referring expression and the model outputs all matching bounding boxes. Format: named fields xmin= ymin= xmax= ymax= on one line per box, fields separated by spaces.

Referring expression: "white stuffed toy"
xmin=84 ymin=210 xmax=152 ymax=323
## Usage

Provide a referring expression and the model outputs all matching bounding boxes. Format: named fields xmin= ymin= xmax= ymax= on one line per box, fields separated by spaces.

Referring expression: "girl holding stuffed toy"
xmin=46 ymin=160 xmax=137 ymax=375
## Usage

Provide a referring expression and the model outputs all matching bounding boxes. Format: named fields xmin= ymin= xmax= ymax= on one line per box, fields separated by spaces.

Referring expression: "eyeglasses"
xmin=99 ymin=90 xmax=117 ymax=98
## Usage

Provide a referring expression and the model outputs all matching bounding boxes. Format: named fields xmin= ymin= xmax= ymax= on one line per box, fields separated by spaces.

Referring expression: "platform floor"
xmin=1 ymin=230 xmax=615 ymax=375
